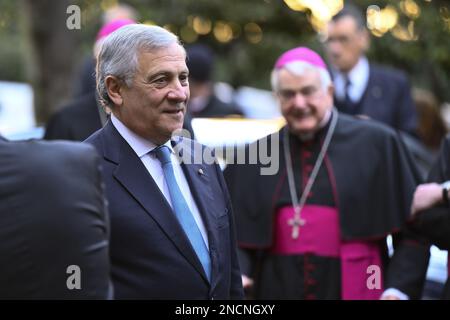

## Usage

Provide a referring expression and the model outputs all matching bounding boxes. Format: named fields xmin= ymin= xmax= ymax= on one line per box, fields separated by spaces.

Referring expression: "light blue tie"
xmin=154 ymin=145 xmax=211 ymax=281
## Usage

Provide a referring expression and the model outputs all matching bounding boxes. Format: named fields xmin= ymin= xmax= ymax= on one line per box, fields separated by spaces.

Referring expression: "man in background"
xmin=0 ymin=138 xmax=111 ymax=299
xmin=324 ymin=4 xmax=418 ymax=136
xmin=44 ymin=19 xmax=135 ymax=141
xmin=386 ymin=135 xmax=450 ymax=299
xmin=186 ymin=44 xmax=242 ymax=118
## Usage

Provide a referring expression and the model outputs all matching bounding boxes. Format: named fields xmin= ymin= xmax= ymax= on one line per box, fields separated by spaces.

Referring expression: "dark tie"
xmin=344 ymin=75 xmax=353 ymax=112
xmin=154 ymin=145 xmax=211 ymax=281
xmin=337 ymin=75 xmax=357 ymax=114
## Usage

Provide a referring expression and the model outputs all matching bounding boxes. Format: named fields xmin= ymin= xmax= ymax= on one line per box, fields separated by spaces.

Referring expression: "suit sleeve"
xmin=384 ymin=132 xmax=431 ymax=299
xmin=214 ymin=162 xmax=245 ymax=299
xmin=223 ymin=158 xmax=267 ymax=301
xmin=385 ymin=227 xmax=431 ymax=299
xmin=223 ymin=164 xmax=250 ymax=265
xmin=386 ymin=136 xmax=450 ymax=298
xmin=0 ymin=140 xmax=111 ymax=299
xmin=394 ymin=72 xmax=418 ymax=137
xmin=412 ymin=137 xmax=450 ymax=249
xmin=44 ymin=111 xmax=73 ymax=140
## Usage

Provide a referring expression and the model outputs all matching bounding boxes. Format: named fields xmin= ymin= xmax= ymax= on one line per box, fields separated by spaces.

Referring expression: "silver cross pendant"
xmin=288 ymin=215 xmax=306 ymax=239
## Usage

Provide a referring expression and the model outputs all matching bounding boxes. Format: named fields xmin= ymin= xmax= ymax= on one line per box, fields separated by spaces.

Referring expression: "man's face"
xmin=277 ymin=68 xmax=333 ymax=136
xmin=112 ymin=43 xmax=189 ymax=144
xmin=325 ymin=16 xmax=368 ymax=73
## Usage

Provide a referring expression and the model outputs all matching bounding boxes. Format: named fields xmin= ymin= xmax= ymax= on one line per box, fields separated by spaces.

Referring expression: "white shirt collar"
xmin=332 ymin=56 xmax=370 ymax=102
xmin=111 ymin=114 xmax=172 ymax=158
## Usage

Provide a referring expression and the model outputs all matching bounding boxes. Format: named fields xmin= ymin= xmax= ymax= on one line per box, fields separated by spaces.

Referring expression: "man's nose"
xmin=167 ymin=81 xmax=188 ymax=101
xmin=328 ymin=42 xmax=343 ymax=57
xmin=292 ymin=93 xmax=307 ymax=108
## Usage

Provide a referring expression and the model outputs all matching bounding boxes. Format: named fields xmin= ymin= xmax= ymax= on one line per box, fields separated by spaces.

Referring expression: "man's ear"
xmin=326 ymin=84 xmax=335 ymax=107
xmin=272 ymin=90 xmax=280 ymax=104
xmin=105 ymin=76 xmax=124 ymax=107
xmin=360 ymin=29 xmax=370 ymax=52
xmin=327 ymin=83 xmax=335 ymax=97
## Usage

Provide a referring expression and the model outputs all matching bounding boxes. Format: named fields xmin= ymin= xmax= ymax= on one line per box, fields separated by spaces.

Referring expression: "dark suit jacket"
xmin=0 ymin=139 xmax=111 ymax=299
xmin=335 ymin=64 xmax=418 ymax=136
xmin=44 ymin=92 xmax=103 ymax=142
xmin=410 ymin=135 xmax=450 ymax=299
xmin=85 ymin=121 xmax=243 ymax=299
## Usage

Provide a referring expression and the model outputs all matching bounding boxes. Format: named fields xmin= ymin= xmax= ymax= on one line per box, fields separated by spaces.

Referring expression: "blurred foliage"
xmin=0 ymin=1 xmax=26 ymax=81
xmin=0 ymin=0 xmax=449 ymax=103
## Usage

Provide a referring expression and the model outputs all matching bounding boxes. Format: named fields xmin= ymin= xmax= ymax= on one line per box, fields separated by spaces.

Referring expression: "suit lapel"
xmin=176 ymin=139 xmax=220 ymax=290
xmin=101 ymin=122 xmax=209 ymax=282
xmin=360 ymin=65 xmax=384 ymax=117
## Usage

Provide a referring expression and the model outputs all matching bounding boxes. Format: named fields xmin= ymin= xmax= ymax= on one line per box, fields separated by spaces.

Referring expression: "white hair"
xmin=270 ymin=61 xmax=332 ymax=92
xmin=96 ymin=24 xmax=184 ymax=108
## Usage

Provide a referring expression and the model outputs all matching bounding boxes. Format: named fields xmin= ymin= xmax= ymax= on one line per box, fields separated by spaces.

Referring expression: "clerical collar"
xmin=297 ymin=109 xmax=333 ymax=142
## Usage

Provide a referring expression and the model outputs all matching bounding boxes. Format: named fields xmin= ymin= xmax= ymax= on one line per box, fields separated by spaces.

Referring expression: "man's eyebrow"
xmin=146 ymin=69 xmax=189 ymax=80
xmin=145 ymin=71 xmax=171 ymax=80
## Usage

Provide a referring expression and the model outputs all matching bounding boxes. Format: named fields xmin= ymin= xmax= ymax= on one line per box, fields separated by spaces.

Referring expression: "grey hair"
xmin=270 ymin=61 xmax=332 ymax=92
xmin=96 ymin=24 xmax=183 ymax=109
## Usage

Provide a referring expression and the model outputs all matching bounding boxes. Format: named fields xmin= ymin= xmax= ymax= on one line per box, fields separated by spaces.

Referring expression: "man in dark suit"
xmin=43 ymin=19 xmax=136 ymax=142
xmin=186 ymin=44 xmax=242 ymax=118
xmin=324 ymin=4 xmax=418 ymax=136
xmin=385 ymin=135 xmax=450 ymax=299
xmin=44 ymin=91 xmax=106 ymax=141
xmin=0 ymin=138 xmax=111 ymax=299
xmin=86 ymin=24 xmax=243 ymax=299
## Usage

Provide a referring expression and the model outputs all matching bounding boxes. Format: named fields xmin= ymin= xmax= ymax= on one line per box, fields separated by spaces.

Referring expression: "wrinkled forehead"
xmin=137 ymin=44 xmax=187 ymax=66
xmin=127 ymin=50 xmax=187 ymax=83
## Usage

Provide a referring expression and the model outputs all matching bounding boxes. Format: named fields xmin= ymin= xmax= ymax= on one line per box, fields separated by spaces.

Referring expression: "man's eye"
xmin=180 ymin=75 xmax=189 ymax=84
xmin=280 ymin=90 xmax=295 ymax=99
xmin=154 ymin=78 xmax=166 ymax=83
xmin=302 ymin=87 xmax=318 ymax=96
xmin=151 ymin=77 xmax=168 ymax=87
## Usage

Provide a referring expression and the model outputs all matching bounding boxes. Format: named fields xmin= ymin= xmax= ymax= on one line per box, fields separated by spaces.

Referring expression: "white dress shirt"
xmin=332 ymin=56 xmax=370 ymax=103
xmin=111 ymin=114 xmax=209 ymax=248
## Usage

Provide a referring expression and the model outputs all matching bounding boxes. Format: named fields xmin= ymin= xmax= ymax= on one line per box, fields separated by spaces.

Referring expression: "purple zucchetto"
xmin=274 ymin=47 xmax=327 ymax=70
xmin=96 ymin=18 xmax=136 ymax=41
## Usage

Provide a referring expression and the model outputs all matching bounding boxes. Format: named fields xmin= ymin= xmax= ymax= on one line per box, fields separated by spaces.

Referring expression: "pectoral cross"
xmin=288 ymin=215 xmax=305 ymax=239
